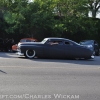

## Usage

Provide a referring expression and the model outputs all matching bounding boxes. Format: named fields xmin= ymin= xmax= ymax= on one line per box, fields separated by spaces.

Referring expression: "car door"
xmin=43 ymin=40 xmax=65 ymax=58
xmin=49 ymin=42 xmax=65 ymax=58
xmin=64 ymin=41 xmax=81 ymax=58
xmin=64 ymin=41 xmax=74 ymax=58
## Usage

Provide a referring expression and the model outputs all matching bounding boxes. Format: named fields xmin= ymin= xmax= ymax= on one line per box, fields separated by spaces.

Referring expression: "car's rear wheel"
xmin=85 ymin=54 xmax=94 ymax=60
xmin=25 ymin=49 xmax=36 ymax=59
xmin=84 ymin=57 xmax=91 ymax=60
xmin=93 ymin=50 xmax=95 ymax=55
xmin=95 ymin=49 xmax=99 ymax=56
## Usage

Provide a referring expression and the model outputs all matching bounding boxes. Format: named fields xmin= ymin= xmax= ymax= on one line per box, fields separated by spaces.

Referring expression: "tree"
xmin=88 ymin=0 xmax=100 ymax=18
xmin=0 ymin=0 xmax=28 ymax=34
xmin=0 ymin=0 xmax=100 ymax=42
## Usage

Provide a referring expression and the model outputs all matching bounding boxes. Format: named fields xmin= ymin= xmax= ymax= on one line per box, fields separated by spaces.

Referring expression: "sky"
xmin=29 ymin=0 xmax=33 ymax=2
xmin=89 ymin=10 xmax=100 ymax=19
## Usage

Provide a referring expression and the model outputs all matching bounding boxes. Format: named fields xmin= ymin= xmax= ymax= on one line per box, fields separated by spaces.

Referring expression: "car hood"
xmin=18 ymin=42 xmax=43 ymax=46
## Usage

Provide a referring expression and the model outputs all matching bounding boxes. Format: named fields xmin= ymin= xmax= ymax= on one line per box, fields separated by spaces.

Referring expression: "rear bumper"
xmin=91 ymin=55 xmax=94 ymax=59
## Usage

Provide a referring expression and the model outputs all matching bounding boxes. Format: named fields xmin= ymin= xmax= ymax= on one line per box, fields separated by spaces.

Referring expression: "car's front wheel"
xmin=25 ymin=49 xmax=36 ymax=59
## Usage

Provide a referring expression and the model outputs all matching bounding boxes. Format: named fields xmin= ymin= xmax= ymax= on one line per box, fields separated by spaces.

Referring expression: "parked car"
xmin=79 ymin=40 xmax=99 ymax=56
xmin=17 ymin=37 xmax=94 ymax=59
xmin=12 ymin=38 xmax=37 ymax=52
xmin=0 ymin=38 xmax=15 ymax=52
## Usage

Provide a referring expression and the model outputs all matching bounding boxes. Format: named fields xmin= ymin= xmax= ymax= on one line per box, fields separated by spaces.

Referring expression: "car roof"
xmin=46 ymin=37 xmax=76 ymax=42
xmin=45 ymin=37 xmax=71 ymax=41
xmin=45 ymin=37 xmax=79 ymax=44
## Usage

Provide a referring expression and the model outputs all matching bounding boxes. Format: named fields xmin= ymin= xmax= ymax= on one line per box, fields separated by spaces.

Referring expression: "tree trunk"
xmin=91 ymin=9 xmax=97 ymax=18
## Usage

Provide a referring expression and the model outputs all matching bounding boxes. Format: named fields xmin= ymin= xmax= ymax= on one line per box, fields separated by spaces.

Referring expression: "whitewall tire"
xmin=26 ymin=49 xmax=36 ymax=59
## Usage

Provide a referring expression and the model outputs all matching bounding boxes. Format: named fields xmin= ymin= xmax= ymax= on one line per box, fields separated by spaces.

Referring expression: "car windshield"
xmin=80 ymin=40 xmax=93 ymax=45
xmin=41 ymin=38 xmax=48 ymax=44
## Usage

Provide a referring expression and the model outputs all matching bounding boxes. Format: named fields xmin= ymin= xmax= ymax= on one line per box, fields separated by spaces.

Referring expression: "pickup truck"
xmin=0 ymin=38 xmax=14 ymax=52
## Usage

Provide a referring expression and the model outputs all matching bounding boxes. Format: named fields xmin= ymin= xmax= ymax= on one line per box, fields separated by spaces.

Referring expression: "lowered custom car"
xmin=17 ymin=38 xmax=94 ymax=59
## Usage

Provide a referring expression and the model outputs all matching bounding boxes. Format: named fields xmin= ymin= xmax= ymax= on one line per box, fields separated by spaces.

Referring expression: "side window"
xmin=58 ymin=41 xmax=63 ymax=45
xmin=48 ymin=41 xmax=63 ymax=45
xmin=65 ymin=42 xmax=70 ymax=45
xmin=65 ymin=41 xmax=73 ymax=45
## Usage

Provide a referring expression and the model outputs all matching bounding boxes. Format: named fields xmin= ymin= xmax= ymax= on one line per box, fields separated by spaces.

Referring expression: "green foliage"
xmin=0 ymin=0 xmax=100 ymax=41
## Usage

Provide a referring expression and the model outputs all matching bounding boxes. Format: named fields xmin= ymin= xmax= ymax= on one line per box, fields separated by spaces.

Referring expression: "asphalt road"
xmin=0 ymin=52 xmax=100 ymax=100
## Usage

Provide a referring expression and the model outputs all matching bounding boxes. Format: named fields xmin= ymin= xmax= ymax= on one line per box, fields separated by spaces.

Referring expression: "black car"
xmin=79 ymin=40 xmax=99 ymax=56
xmin=17 ymin=38 xmax=94 ymax=59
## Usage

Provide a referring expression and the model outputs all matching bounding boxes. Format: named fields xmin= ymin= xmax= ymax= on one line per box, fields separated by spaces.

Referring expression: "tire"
xmin=93 ymin=50 xmax=95 ymax=56
xmin=84 ymin=57 xmax=91 ymax=60
xmin=85 ymin=53 xmax=94 ymax=59
xmin=95 ymin=53 xmax=99 ymax=56
xmin=25 ymin=49 xmax=36 ymax=59
xmin=95 ymin=49 xmax=99 ymax=56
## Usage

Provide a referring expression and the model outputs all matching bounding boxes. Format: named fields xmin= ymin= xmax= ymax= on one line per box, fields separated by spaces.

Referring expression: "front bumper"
xmin=16 ymin=52 xmax=24 ymax=56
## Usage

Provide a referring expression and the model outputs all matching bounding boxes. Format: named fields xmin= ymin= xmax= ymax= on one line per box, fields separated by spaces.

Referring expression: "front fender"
xmin=21 ymin=45 xmax=44 ymax=57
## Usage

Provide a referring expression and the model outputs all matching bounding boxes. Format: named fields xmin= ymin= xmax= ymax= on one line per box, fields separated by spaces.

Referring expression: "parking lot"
xmin=0 ymin=52 xmax=100 ymax=100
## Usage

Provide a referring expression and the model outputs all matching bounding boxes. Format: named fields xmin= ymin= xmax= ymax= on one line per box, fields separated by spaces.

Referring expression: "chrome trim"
xmin=91 ymin=55 xmax=94 ymax=59
xmin=16 ymin=52 xmax=24 ymax=56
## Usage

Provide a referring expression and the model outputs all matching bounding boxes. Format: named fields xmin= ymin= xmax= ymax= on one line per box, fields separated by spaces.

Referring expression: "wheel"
xmin=25 ymin=49 xmax=36 ymax=59
xmin=95 ymin=49 xmax=99 ymax=56
xmin=85 ymin=53 xmax=94 ymax=59
xmin=85 ymin=56 xmax=94 ymax=59
xmin=93 ymin=50 xmax=96 ymax=56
